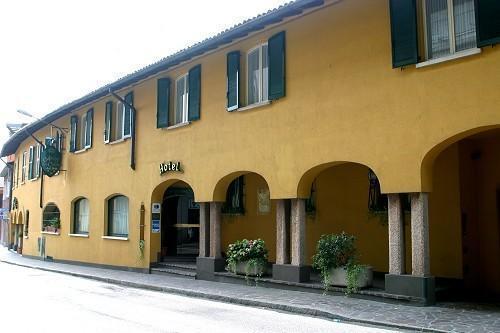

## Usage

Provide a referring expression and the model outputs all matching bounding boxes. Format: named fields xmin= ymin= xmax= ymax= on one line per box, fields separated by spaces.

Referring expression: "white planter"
xmin=329 ymin=266 xmax=373 ymax=288
xmin=232 ymin=261 xmax=266 ymax=277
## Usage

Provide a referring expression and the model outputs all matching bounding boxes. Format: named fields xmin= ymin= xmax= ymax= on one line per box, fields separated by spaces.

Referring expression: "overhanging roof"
xmin=1 ymin=0 xmax=325 ymax=157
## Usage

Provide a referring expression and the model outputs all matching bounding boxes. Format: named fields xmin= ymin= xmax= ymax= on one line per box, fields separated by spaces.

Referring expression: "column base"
xmin=385 ymin=274 xmax=435 ymax=305
xmin=272 ymin=264 xmax=310 ymax=283
xmin=196 ymin=257 xmax=225 ymax=281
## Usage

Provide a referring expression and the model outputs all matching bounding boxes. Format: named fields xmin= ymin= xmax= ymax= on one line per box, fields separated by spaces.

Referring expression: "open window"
xmin=42 ymin=203 xmax=61 ymax=234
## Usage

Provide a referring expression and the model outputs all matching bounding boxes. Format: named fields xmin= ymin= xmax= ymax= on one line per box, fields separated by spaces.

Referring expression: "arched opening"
xmin=106 ymin=195 xmax=129 ymax=237
xmin=160 ymin=181 xmax=199 ymax=258
xmin=214 ymin=172 xmax=275 ymax=265
xmin=72 ymin=197 xmax=90 ymax=235
xmin=42 ymin=203 xmax=60 ymax=234
xmin=13 ymin=211 xmax=23 ymax=253
xmin=299 ymin=162 xmax=395 ymax=290
xmin=422 ymin=128 xmax=500 ymax=301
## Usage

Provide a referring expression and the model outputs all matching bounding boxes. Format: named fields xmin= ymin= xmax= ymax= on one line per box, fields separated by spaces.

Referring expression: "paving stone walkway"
xmin=1 ymin=248 xmax=499 ymax=333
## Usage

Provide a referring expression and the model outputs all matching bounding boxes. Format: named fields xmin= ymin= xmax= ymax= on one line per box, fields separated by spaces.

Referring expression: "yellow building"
xmin=2 ymin=0 xmax=500 ymax=305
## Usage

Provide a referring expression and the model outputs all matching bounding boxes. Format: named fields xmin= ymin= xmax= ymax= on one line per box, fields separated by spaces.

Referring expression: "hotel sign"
xmin=159 ymin=161 xmax=182 ymax=175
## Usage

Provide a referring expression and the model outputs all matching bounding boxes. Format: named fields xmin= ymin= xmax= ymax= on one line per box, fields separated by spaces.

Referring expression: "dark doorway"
xmin=161 ymin=186 xmax=199 ymax=258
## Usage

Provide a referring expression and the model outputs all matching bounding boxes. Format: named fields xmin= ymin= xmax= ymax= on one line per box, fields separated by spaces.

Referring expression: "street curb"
xmin=1 ymin=259 xmax=445 ymax=333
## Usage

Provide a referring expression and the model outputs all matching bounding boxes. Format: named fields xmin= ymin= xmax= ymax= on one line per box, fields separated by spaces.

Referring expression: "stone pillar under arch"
xmin=273 ymin=198 xmax=310 ymax=283
xmin=385 ymin=192 xmax=435 ymax=305
xmin=196 ymin=202 xmax=225 ymax=280
xmin=198 ymin=202 xmax=210 ymax=258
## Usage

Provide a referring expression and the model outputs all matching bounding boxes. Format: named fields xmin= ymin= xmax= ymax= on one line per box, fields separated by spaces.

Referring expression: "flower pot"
xmin=232 ymin=261 xmax=266 ymax=277
xmin=329 ymin=266 xmax=373 ymax=288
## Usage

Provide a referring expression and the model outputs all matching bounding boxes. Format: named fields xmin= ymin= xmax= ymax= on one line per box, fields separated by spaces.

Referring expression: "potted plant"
xmin=226 ymin=239 xmax=268 ymax=278
xmin=312 ymin=232 xmax=373 ymax=294
xmin=51 ymin=217 xmax=61 ymax=232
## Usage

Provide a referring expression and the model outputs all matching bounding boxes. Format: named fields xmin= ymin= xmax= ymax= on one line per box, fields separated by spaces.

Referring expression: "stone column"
xmin=411 ymin=193 xmax=430 ymax=277
xmin=198 ymin=203 xmax=210 ymax=257
xmin=290 ymin=198 xmax=306 ymax=266
xmin=275 ymin=199 xmax=289 ymax=265
xmin=388 ymin=194 xmax=405 ymax=275
xmin=209 ymin=202 xmax=222 ymax=258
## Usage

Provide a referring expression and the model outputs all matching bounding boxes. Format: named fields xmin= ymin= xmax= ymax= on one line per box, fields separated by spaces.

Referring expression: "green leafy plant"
xmin=312 ymin=232 xmax=362 ymax=294
xmin=226 ymin=239 xmax=268 ymax=282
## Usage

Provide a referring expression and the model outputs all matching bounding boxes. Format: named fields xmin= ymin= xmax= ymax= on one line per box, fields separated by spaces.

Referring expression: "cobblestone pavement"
xmin=1 ymin=248 xmax=499 ymax=333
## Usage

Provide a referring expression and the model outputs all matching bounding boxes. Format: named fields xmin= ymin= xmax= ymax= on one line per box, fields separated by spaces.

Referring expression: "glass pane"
xmin=453 ymin=0 xmax=477 ymax=51
xmin=262 ymin=45 xmax=269 ymax=101
xmin=76 ymin=199 xmax=89 ymax=233
xmin=109 ymin=196 xmax=128 ymax=236
xmin=247 ymin=49 xmax=260 ymax=105
xmin=175 ymin=77 xmax=185 ymax=124
xmin=426 ymin=0 xmax=451 ymax=58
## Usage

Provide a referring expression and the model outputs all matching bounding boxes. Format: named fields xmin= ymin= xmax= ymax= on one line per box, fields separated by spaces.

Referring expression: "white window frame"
xmin=246 ymin=43 xmax=268 ymax=106
xmin=21 ymin=151 xmax=27 ymax=184
xmin=115 ymin=101 xmax=124 ymax=141
xmin=28 ymin=146 xmax=34 ymax=180
xmin=84 ymin=112 xmax=92 ymax=149
xmin=422 ymin=0 xmax=477 ymax=61
xmin=35 ymin=144 xmax=41 ymax=179
xmin=80 ymin=113 xmax=87 ymax=151
xmin=174 ymin=74 xmax=189 ymax=126
xmin=122 ymin=102 xmax=131 ymax=139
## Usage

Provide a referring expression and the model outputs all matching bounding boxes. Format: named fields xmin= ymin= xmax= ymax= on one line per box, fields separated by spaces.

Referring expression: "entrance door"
xmin=161 ymin=187 xmax=199 ymax=258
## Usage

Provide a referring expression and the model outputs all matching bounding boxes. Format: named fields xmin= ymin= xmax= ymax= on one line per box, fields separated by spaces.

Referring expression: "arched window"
xmin=43 ymin=203 xmax=61 ymax=233
xmin=107 ymin=195 xmax=128 ymax=237
xmin=73 ymin=198 xmax=90 ymax=234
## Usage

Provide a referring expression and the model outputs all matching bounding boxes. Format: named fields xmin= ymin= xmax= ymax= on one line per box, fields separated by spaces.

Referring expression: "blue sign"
xmin=152 ymin=219 xmax=160 ymax=233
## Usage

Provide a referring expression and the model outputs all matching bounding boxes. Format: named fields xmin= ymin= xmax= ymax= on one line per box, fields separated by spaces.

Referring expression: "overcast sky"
xmin=0 ymin=0 xmax=289 ymax=151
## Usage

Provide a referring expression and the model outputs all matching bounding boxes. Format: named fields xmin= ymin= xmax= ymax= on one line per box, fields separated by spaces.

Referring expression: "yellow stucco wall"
xmin=8 ymin=0 xmax=500 ymax=277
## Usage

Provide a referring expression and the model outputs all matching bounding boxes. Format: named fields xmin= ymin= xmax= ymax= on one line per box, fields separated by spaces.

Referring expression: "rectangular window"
xmin=28 ymin=146 xmax=34 ymax=180
xmin=80 ymin=113 xmax=87 ymax=150
xmin=247 ymin=44 xmax=268 ymax=105
xmin=35 ymin=144 xmax=41 ymax=178
xmin=424 ymin=0 xmax=476 ymax=59
xmin=115 ymin=101 xmax=124 ymax=141
xmin=174 ymin=74 xmax=189 ymax=126
xmin=21 ymin=152 xmax=27 ymax=183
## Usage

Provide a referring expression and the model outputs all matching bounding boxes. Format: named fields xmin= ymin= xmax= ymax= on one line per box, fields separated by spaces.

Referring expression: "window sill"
xmin=102 ymin=236 xmax=128 ymax=241
xmin=165 ymin=122 xmax=191 ymax=130
xmin=73 ymin=147 xmax=91 ymax=154
xmin=69 ymin=233 xmax=89 ymax=238
xmin=234 ymin=100 xmax=271 ymax=112
xmin=107 ymin=137 xmax=130 ymax=145
xmin=416 ymin=48 xmax=481 ymax=68
xmin=23 ymin=236 xmax=29 ymax=239
xmin=41 ymin=231 xmax=60 ymax=236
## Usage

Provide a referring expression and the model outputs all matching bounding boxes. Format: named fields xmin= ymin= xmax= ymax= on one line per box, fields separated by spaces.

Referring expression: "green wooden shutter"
xmin=475 ymin=0 xmax=500 ymax=47
xmin=70 ymin=115 xmax=78 ymax=152
xmin=85 ymin=108 xmax=93 ymax=148
xmin=105 ymin=101 xmax=112 ymax=143
xmin=188 ymin=65 xmax=201 ymax=121
xmin=389 ymin=0 xmax=419 ymax=68
xmin=157 ymin=78 xmax=171 ymax=128
xmin=227 ymin=51 xmax=240 ymax=111
xmin=268 ymin=31 xmax=286 ymax=101
xmin=28 ymin=146 xmax=34 ymax=180
xmin=124 ymin=92 xmax=133 ymax=137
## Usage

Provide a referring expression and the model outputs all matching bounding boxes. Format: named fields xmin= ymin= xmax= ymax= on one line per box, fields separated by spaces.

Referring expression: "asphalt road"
xmin=0 ymin=262 xmax=399 ymax=333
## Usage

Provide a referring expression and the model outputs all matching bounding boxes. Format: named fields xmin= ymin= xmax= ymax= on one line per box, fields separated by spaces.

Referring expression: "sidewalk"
xmin=1 ymin=248 xmax=499 ymax=333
